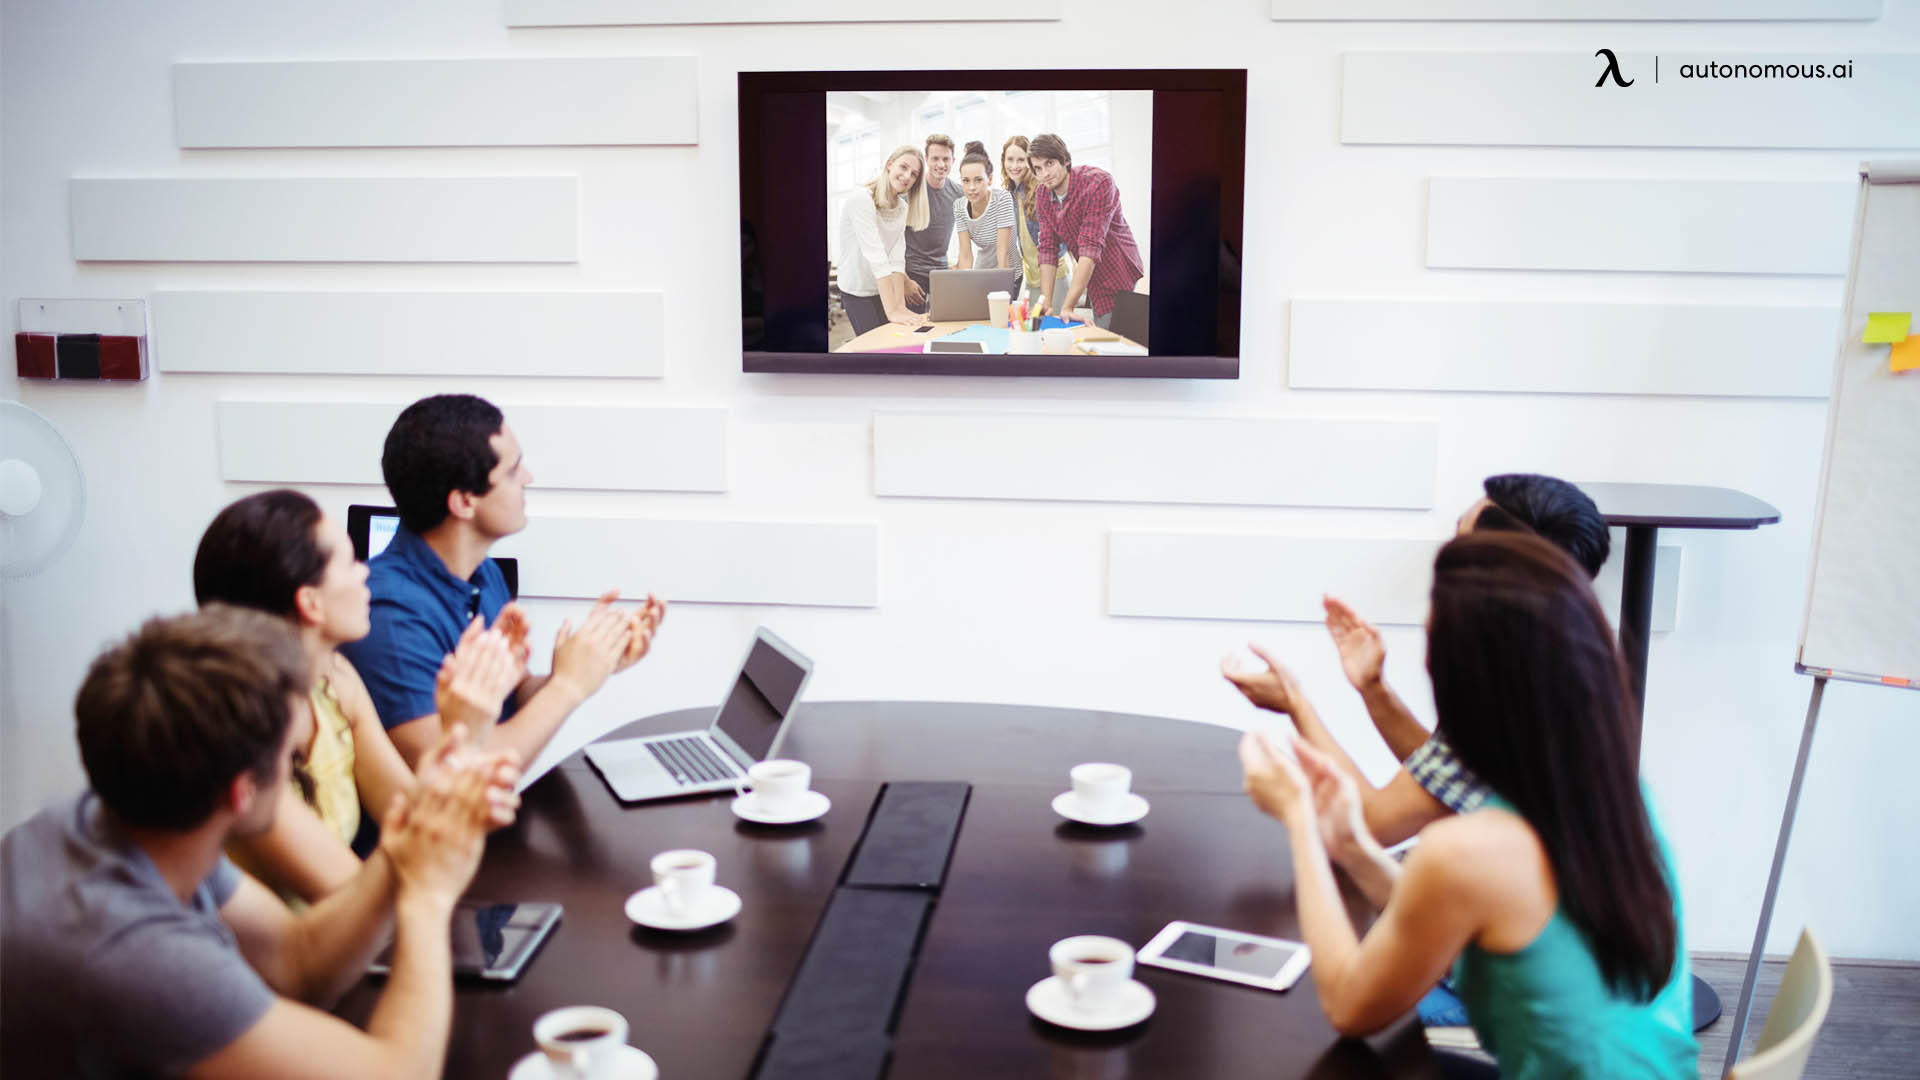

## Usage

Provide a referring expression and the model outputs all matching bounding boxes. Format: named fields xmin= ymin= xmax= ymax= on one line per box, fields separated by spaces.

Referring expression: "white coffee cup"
xmin=533 ymin=1005 xmax=629 ymax=1079
xmin=1042 ymin=328 xmax=1075 ymax=355
xmin=741 ymin=758 xmax=811 ymax=813
xmin=987 ymin=290 xmax=1011 ymax=327
xmin=1008 ymin=328 xmax=1043 ymax=354
xmin=1069 ymin=762 xmax=1132 ymax=811
xmin=650 ymin=848 xmax=716 ymax=916
xmin=1049 ymin=935 xmax=1135 ymax=1012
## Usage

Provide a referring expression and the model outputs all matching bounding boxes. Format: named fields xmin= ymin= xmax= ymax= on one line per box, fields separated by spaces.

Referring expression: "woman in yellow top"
xmin=1001 ymin=135 xmax=1073 ymax=310
xmin=194 ymin=489 xmax=522 ymax=902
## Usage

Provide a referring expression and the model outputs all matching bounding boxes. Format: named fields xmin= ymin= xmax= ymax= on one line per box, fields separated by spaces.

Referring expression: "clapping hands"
xmin=1220 ymin=644 xmax=1308 ymax=717
xmin=434 ymin=618 xmax=521 ymax=741
xmin=384 ymin=725 xmax=522 ymax=906
xmin=1322 ymin=595 xmax=1385 ymax=692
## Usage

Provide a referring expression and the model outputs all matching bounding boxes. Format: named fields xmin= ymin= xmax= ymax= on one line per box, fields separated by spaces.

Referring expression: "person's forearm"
xmin=1285 ymin=699 xmax=1374 ymax=793
xmin=1038 ymin=263 xmax=1057 ymax=305
xmin=1359 ymin=679 xmax=1432 ymax=762
xmin=1330 ymin=832 xmax=1402 ymax=911
xmin=479 ymin=676 xmax=587 ymax=766
xmin=285 ymin=849 xmax=400 ymax=1006
xmin=879 ymin=273 xmax=911 ymax=317
xmin=363 ymin=890 xmax=454 ymax=1079
xmin=1061 ymin=256 xmax=1096 ymax=312
xmin=1286 ymin=821 xmax=1365 ymax=1009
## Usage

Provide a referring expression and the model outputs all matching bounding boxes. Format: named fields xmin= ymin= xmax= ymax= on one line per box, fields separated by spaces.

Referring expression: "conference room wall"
xmin=2 ymin=0 xmax=1916 ymax=966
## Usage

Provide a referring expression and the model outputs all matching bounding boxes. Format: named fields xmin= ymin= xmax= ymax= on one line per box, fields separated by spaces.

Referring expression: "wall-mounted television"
xmin=740 ymin=69 xmax=1245 ymax=378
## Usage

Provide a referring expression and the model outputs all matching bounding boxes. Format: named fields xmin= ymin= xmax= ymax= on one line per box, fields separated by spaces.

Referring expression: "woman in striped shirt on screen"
xmin=953 ymin=141 xmax=1020 ymax=294
xmin=836 ymin=144 xmax=930 ymax=335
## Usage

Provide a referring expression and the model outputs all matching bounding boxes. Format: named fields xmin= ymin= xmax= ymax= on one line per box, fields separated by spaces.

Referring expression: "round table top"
xmin=334 ymin=701 xmax=1436 ymax=1078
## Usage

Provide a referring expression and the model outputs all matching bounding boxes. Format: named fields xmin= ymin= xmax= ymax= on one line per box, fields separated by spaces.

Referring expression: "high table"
xmin=1583 ymin=482 xmax=1782 ymax=1034
xmin=335 ymin=703 xmax=1438 ymax=1078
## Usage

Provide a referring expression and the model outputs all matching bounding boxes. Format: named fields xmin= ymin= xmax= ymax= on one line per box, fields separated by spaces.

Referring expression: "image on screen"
xmin=1162 ymin=929 xmax=1301 ymax=979
xmin=715 ymin=637 xmax=807 ymax=761
xmin=827 ymin=90 xmax=1153 ymax=357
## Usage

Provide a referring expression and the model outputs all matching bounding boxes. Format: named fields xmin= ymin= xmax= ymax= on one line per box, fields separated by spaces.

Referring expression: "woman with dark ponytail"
xmin=1238 ymin=531 xmax=1696 ymax=1078
xmin=953 ymin=140 xmax=1019 ymax=292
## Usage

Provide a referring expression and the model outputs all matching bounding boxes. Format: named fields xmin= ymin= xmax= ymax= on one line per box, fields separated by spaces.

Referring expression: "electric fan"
xmin=0 ymin=401 xmax=85 ymax=580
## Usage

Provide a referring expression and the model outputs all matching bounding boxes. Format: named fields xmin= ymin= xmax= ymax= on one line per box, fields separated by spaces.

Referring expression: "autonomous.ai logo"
xmin=1594 ymin=49 xmax=1634 ymax=87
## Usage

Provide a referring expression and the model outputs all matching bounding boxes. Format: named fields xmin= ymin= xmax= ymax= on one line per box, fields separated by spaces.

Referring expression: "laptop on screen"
xmin=928 ymin=268 xmax=1019 ymax=322
xmin=584 ymin=627 xmax=814 ymax=803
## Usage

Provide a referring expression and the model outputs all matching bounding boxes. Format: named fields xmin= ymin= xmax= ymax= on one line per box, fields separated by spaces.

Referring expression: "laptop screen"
xmin=714 ymin=633 xmax=810 ymax=761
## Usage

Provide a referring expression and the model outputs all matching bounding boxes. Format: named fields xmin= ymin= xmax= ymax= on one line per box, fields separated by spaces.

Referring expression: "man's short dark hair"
xmin=381 ymin=394 xmax=504 ymax=534
xmin=1028 ymin=133 xmax=1071 ymax=169
xmin=76 ymin=606 xmax=311 ymax=831
xmin=1474 ymin=473 xmax=1611 ymax=579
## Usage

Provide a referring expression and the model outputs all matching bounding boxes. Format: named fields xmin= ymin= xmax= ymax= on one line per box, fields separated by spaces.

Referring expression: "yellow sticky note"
xmin=1864 ymin=312 xmax=1912 ymax=343
xmin=1892 ymin=334 xmax=1920 ymax=373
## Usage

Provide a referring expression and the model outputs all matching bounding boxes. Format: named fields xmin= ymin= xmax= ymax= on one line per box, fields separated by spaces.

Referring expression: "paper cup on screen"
xmin=1042 ymin=328 xmax=1075 ymax=355
xmin=1008 ymin=329 xmax=1044 ymax=354
xmin=986 ymin=290 xmax=1011 ymax=328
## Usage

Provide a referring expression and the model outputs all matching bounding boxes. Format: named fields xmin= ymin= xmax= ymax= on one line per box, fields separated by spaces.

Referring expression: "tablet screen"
xmin=1159 ymin=928 xmax=1303 ymax=979
xmin=374 ymin=901 xmax=559 ymax=977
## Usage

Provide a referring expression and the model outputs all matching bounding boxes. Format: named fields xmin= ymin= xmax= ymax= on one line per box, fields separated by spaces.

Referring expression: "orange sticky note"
xmin=1892 ymin=334 xmax=1920 ymax=373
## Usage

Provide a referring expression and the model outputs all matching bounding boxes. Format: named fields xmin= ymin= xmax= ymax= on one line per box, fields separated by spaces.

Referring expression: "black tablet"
xmin=370 ymin=900 xmax=561 ymax=982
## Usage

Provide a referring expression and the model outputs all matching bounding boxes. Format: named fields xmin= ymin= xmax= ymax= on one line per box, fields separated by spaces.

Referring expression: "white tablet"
xmin=924 ymin=339 xmax=988 ymax=354
xmin=1137 ymin=920 xmax=1311 ymax=992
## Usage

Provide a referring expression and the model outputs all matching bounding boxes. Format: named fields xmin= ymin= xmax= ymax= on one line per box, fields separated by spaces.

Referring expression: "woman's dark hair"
xmin=194 ymin=490 xmax=328 ymax=618
xmin=1427 ymin=531 xmax=1676 ymax=1001
xmin=960 ymin=140 xmax=993 ymax=177
xmin=77 ymin=606 xmax=311 ymax=830
xmin=1474 ymin=473 xmax=1610 ymax=579
xmin=381 ymin=394 xmax=505 ymax=534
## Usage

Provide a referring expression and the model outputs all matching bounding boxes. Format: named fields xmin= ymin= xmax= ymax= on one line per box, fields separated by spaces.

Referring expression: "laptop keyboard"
xmin=647 ymin=736 xmax=740 ymax=786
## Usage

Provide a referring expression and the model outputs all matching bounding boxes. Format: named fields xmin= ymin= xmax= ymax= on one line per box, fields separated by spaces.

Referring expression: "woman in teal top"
xmin=1238 ymin=530 xmax=1698 ymax=1079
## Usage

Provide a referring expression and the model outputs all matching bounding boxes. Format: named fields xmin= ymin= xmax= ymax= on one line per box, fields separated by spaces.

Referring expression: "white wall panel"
xmin=216 ymin=402 xmax=726 ymax=491
xmin=507 ymin=0 xmax=1059 ymax=25
xmin=874 ymin=412 xmax=1436 ymax=509
xmin=492 ymin=517 xmax=876 ymax=607
xmin=1110 ymin=534 xmax=1438 ymax=624
xmin=154 ymin=292 xmax=664 ymax=378
xmin=1114 ymin=533 xmax=1681 ymax=631
xmin=1344 ymin=51 xmax=1920 ymax=148
xmin=1289 ymin=299 xmax=1835 ymax=397
xmin=71 ymin=178 xmax=577 ymax=262
xmin=174 ymin=58 xmax=697 ymax=147
xmin=1278 ymin=0 xmax=1877 ymax=18
xmin=1427 ymin=178 xmax=1854 ymax=275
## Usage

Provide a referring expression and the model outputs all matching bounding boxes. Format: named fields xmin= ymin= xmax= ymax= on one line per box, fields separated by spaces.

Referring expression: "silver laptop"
xmin=584 ymin=627 xmax=813 ymax=803
xmin=928 ymin=267 xmax=1020 ymax=321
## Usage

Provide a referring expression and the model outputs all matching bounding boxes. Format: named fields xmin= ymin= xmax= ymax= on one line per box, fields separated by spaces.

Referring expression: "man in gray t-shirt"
xmin=0 ymin=606 xmax=521 ymax=1079
xmin=904 ymin=134 xmax=962 ymax=313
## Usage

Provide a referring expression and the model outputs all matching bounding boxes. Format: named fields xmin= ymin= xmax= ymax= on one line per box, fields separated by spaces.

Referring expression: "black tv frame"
xmin=346 ymin=504 xmax=518 ymax=600
xmin=740 ymin=69 xmax=1245 ymax=379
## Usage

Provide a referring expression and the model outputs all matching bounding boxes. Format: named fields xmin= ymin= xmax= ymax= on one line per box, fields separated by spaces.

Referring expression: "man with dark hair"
xmin=902 ymin=133 xmax=961 ymax=313
xmin=1027 ymin=132 xmax=1144 ymax=330
xmin=341 ymin=394 xmax=666 ymax=768
xmin=1224 ymin=473 xmax=1611 ymax=844
xmin=1 ymin=606 xmax=520 ymax=1077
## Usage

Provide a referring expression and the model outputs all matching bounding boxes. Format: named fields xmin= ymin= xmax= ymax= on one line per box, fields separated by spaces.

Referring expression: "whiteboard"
xmin=1796 ymin=162 xmax=1920 ymax=689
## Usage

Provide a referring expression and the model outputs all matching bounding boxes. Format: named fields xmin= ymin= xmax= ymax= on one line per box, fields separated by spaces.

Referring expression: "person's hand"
xmin=1221 ymin=644 xmax=1307 ymax=717
xmin=380 ymin=727 xmax=499 ymax=909
xmin=548 ymin=592 xmax=632 ymax=701
xmin=1035 ymin=291 xmax=1053 ymax=319
xmin=493 ymin=602 xmax=534 ymax=679
xmin=1293 ymin=736 xmax=1373 ymax=863
xmin=413 ymin=724 xmax=523 ymax=831
xmin=434 ymin=618 xmax=520 ymax=739
xmin=613 ymin=593 xmax=667 ymax=674
xmin=1238 ymin=730 xmax=1314 ymax=831
xmin=904 ymin=278 xmax=926 ymax=307
xmin=886 ymin=307 xmax=928 ymax=328
xmin=1323 ymin=595 xmax=1385 ymax=692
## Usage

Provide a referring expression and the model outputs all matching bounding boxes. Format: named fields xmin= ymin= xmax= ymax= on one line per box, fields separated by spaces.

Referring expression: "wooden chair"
xmin=1726 ymin=928 xmax=1833 ymax=1080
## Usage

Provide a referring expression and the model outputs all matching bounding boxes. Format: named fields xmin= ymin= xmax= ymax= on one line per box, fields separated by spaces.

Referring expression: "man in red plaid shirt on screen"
xmin=1029 ymin=132 xmax=1144 ymax=330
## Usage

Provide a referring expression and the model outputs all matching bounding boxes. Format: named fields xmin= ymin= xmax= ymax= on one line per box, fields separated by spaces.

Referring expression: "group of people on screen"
xmin=836 ymin=131 xmax=1144 ymax=337
xmin=0 ymin=383 xmax=1695 ymax=1077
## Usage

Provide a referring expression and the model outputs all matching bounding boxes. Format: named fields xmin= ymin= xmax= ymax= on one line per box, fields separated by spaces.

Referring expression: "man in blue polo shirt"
xmin=342 ymin=394 xmax=666 ymax=768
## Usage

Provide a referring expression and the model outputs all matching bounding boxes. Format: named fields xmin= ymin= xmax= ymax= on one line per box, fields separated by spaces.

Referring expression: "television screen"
xmin=741 ymin=70 xmax=1244 ymax=378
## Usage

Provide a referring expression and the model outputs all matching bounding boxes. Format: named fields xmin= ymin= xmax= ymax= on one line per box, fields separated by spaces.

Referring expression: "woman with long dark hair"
xmin=1238 ymin=531 xmax=1696 ymax=1077
xmin=194 ymin=489 xmax=521 ymax=902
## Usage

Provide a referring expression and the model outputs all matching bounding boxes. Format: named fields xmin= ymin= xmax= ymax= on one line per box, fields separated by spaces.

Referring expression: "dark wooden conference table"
xmin=336 ymin=702 xmax=1440 ymax=1078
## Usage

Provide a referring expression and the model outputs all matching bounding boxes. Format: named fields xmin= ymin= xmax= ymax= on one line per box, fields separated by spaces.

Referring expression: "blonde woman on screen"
xmin=1002 ymin=135 xmax=1071 ymax=308
xmin=837 ymin=145 xmax=930 ymax=335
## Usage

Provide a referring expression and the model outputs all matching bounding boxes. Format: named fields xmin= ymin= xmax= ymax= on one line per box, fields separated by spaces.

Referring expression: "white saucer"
xmin=1026 ymin=975 xmax=1156 ymax=1031
xmin=1052 ymin=791 xmax=1150 ymax=827
xmin=508 ymin=1044 xmax=659 ymax=1080
xmin=731 ymin=789 xmax=830 ymax=825
xmin=625 ymin=884 xmax=742 ymax=931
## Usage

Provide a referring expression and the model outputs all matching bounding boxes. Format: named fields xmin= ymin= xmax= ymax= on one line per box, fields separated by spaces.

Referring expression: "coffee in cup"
xmin=1049 ymin=935 xmax=1135 ymax=1012
xmin=1069 ymin=762 xmax=1132 ymax=812
xmin=742 ymin=758 xmax=811 ymax=814
xmin=533 ymin=1005 xmax=629 ymax=1079
xmin=650 ymin=848 xmax=716 ymax=916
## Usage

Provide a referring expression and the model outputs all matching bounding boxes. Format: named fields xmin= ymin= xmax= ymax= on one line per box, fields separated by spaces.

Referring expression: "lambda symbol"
xmin=1594 ymin=49 xmax=1634 ymax=87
